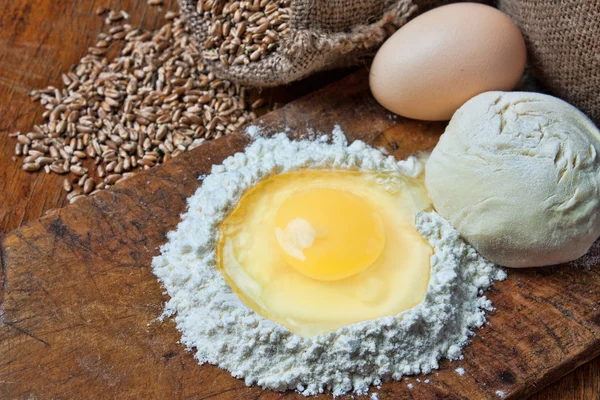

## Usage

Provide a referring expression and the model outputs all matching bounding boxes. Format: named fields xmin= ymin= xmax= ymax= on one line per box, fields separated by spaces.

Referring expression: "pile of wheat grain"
xmin=200 ymin=0 xmax=291 ymax=67
xmin=11 ymin=7 xmax=261 ymax=203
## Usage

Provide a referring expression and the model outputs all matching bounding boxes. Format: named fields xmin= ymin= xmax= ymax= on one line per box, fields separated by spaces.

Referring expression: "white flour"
xmin=152 ymin=126 xmax=506 ymax=396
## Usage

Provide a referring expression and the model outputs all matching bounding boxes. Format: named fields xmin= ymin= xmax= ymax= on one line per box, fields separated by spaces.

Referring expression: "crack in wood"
xmin=0 ymin=318 xmax=50 ymax=347
xmin=0 ymin=233 xmax=6 ymax=305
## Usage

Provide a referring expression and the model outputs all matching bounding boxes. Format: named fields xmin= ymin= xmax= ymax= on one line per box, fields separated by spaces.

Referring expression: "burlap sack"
xmin=180 ymin=0 xmax=418 ymax=87
xmin=497 ymin=0 xmax=600 ymax=126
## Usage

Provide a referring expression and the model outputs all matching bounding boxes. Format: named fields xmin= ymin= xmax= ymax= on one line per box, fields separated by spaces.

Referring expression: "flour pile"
xmin=152 ymin=126 xmax=507 ymax=396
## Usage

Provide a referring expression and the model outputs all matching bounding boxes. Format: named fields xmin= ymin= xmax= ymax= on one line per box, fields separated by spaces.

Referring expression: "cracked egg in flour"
xmin=217 ymin=169 xmax=433 ymax=337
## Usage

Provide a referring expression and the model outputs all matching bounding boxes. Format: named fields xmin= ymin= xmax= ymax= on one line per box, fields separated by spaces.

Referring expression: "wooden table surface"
xmin=0 ymin=0 xmax=598 ymax=398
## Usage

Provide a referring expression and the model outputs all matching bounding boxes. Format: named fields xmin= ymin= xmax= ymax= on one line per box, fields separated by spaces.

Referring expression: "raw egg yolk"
xmin=275 ymin=188 xmax=385 ymax=281
xmin=216 ymin=170 xmax=434 ymax=337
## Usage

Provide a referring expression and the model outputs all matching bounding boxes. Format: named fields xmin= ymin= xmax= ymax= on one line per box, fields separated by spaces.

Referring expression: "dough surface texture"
xmin=426 ymin=91 xmax=600 ymax=267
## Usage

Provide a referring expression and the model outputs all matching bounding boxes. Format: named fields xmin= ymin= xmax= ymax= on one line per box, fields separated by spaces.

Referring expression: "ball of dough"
xmin=425 ymin=91 xmax=600 ymax=267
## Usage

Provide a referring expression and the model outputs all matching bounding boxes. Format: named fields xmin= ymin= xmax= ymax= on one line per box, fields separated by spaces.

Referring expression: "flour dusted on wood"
xmin=151 ymin=126 xmax=506 ymax=396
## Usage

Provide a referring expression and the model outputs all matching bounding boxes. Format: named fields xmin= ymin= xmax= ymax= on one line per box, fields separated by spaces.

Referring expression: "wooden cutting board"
xmin=2 ymin=70 xmax=600 ymax=400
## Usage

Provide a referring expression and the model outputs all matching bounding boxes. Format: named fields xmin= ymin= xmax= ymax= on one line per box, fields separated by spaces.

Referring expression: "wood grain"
xmin=0 ymin=0 xmax=598 ymax=398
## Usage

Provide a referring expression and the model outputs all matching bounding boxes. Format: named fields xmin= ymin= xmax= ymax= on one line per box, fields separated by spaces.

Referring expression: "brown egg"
xmin=369 ymin=3 xmax=526 ymax=121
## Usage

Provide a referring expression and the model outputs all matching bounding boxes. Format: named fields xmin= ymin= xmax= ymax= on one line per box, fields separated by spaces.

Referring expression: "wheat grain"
xmin=10 ymin=9 xmax=258 ymax=199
